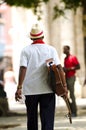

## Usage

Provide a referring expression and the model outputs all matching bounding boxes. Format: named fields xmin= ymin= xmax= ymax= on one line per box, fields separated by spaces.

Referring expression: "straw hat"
xmin=30 ymin=23 xmax=44 ymax=39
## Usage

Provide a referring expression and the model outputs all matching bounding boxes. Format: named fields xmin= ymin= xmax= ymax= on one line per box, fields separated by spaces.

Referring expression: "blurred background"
xmin=0 ymin=0 xmax=86 ymax=108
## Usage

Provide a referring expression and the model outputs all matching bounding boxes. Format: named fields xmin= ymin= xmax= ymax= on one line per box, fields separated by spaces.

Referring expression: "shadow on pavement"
xmin=0 ymin=124 xmax=20 ymax=129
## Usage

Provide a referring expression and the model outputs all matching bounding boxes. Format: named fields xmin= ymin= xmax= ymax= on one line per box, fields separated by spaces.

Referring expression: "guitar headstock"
xmin=46 ymin=58 xmax=54 ymax=67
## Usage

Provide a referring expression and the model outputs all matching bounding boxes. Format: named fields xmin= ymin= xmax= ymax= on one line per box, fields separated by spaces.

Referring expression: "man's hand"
xmin=15 ymin=88 xmax=22 ymax=101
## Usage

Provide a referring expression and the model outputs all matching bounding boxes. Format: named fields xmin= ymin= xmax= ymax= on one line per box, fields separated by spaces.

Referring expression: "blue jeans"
xmin=25 ymin=93 xmax=55 ymax=130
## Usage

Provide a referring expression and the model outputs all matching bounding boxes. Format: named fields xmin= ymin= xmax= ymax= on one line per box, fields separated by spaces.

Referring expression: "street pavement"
xmin=0 ymin=98 xmax=86 ymax=130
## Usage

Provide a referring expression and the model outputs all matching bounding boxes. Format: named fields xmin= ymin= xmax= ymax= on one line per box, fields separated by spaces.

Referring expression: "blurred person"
xmin=0 ymin=58 xmax=9 ymax=116
xmin=0 ymin=69 xmax=6 ymax=98
xmin=15 ymin=22 xmax=68 ymax=130
xmin=63 ymin=45 xmax=80 ymax=117
xmin=4 ymin=67 xmax=17 ymax=103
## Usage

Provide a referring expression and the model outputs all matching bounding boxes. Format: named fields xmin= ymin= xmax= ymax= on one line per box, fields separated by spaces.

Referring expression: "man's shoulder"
xmin=22 ymin=44 xmax=56 ymax=53
xmin=69 ymin=54 xmax=76 ymax=58
xmin=69 ymin=54 xmax=79 ymax=63
xmin=22 ymin=44 xmax=32 ymax=51
xmin=70 ymin=54 xmax=78 ymax=59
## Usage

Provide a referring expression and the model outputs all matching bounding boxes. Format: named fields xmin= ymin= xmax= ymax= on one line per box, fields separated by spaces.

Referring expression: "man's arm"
xmin=15 ymin=66 xmax=27 ymax=101
xmin=18 ymin=66 xmax=27 ymax=88
xmin=63 ymin=64 xmax=80 ymax=72
xmin=71 ymin=64 xmax=80 ymax=70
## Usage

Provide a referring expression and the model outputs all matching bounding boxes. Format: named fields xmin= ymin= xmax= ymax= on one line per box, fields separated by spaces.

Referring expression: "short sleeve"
xmin=73 ymin=56 xmax=79 ymax=66
xmin=53 ymin=48 xmax=61 ymax=65
xmin=20 ymin=50 xmax=28 ymax=67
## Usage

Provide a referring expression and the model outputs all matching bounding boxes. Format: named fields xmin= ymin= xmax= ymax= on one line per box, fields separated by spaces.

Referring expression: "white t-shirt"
xmin=20 ymin=43 xmax=60 ymax=95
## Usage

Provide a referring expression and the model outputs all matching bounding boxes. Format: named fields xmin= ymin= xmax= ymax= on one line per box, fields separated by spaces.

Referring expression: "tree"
xmin=4 ymin=0 xmax=48 ymax=17
xmin=4 ymin=0 xmax=86 ymax=19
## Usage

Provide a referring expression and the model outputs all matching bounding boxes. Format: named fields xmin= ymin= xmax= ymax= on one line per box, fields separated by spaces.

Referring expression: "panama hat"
xmin=30 ymin=23 xmax=44 ymax=39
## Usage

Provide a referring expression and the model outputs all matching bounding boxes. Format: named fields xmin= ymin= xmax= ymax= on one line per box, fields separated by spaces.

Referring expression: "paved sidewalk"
xmin=0 ymin=98 xmax=86 ymax=130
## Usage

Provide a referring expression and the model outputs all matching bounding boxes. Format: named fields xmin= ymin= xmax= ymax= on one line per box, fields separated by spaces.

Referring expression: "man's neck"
xmin=32 ymin=39 xmax=45 ymax=44
xmin=66 ymin=53 xmax=70 ymax=57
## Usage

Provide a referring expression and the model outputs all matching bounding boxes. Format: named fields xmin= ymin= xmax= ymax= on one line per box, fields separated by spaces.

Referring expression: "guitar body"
xmin=47 ymin=62 xmax=66 ymax=96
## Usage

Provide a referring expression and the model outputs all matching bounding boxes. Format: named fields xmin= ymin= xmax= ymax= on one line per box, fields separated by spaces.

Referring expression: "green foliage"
xmin=53 ymin=5 xmax=65 ymax=19
xmin=61 ymin=0 xmax=82 ymax=10
xmin=5 ymin=0 xmax=49 ymax=19
xmin=5 ymin=0 xmax=49 ymax=8
xmin=5 ymin=0 xmax=37 ymax=8
xmin=4 ymin=0 xmax=86 ymax=19
xmin=5 ymin=0 xmax=85 ymax=9
xmin=53 ymin=0 xmax=86 ymax=19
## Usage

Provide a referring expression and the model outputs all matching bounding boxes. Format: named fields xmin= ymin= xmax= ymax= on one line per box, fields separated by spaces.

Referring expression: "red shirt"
xmin=64 ymin=54 xmax=79 ymax=78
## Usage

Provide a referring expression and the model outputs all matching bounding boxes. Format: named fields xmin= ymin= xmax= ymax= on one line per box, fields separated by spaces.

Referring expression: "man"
xmin=63 ymin=45 xmax=80 ymax=117
xmin=15 ymin=23 xmax=67 ymax=130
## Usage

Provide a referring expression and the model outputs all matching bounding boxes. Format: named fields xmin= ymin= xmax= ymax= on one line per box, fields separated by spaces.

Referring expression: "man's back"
xmin=20 ymin=43 xmax=60 ymax=95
